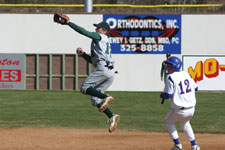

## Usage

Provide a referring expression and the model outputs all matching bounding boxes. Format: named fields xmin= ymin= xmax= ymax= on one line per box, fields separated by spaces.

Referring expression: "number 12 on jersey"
xmin=178 ymin=79 xmax=192 ymax=94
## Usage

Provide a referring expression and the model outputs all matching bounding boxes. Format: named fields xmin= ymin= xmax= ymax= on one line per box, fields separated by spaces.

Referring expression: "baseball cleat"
xmin=191 ymin=145 xmax=200 ymax=150
xmin=170 ymin=144 xmax=182 ymax=150
xmin=99 ymin=96 xmax=114 ymax=112
xmin=108 ymin=114 xmax=120 ymax=133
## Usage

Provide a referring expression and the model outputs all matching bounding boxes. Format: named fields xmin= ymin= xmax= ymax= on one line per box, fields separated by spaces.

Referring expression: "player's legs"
xmin=180 ymin=121 xmax=195 ymax=141
xmin=165 ymin=109 xmax=180 ymax=140
xmin=81 ymin=61 xmax=115 ymax=114
xmin=91 ymin=70 xmax=119 ymax=133
xmin=98 ymin=71 xmax=115 ymax=112
xmin=179 ymin=108 xmax=195 ymax=141
xmin=80 ymin=62 xmax=114 ymax=108
xmin=179 ymin=107 xmax=199 ymax=148
xmin=80 ymin=63 xmax=113 ymax=99
xmin=90 ymin=82 xmax=114 ymax=106
xmin=90 ymin=95 xmax=113 ymax=118
xmin=91 ymin=72 xmax=115 ymax=116
xmin=80 ymin=68 xmax=106 ymax=95
xmin=164 ymin=108 xmax=182 ymax=149
xmin=91 ymin=73 xmax=115 ymax=105
xmin=80 ymin=62 xmax=118 ymax=132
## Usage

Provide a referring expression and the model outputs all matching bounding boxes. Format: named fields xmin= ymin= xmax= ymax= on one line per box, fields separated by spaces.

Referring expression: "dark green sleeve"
xmin=81 ymin=52 xmax=92 ymax=64
xmin=160 ymin=62 xmax=165 ymax=77
xmin=68 ymin=22 xmax=101 ymax=42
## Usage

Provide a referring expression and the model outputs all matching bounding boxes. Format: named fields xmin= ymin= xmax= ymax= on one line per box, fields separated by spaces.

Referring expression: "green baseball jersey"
xmin=91 ymin=34 xmax=113 ymax=66
xmin=68 ymin=22 xmax=113 ymax=66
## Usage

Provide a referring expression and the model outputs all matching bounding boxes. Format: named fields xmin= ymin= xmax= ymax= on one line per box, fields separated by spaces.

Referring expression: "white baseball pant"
xmin=164 ymin=107 xmax=196 ymax=141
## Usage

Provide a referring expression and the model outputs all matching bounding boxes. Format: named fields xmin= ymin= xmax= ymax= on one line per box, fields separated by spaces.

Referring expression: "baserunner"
xmin=160 ymin=56 xmax=200 ymax=150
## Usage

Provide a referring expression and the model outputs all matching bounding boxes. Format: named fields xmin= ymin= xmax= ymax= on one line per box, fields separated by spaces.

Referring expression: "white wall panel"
xmin=109 ymin=54 xmax=181 ymax=91
xmin=0 ymin=14 xmax=102 ymax=54
xmin=182 ymin=15 xmax=225 ymax=54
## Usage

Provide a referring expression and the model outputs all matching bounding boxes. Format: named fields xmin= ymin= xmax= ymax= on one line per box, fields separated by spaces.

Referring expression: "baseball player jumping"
xmin=160 ymin=56 xmax=200 ymax=150
xmin=54 ymin=13 xmax=120 ymax=133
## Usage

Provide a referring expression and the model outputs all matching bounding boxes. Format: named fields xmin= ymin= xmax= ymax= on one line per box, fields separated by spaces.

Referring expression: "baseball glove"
xmin=53 ymin=13 xmax=69 ymax=25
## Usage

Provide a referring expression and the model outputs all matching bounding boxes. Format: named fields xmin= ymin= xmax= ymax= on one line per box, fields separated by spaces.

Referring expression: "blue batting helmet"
xmin=165 ymin=56 xmax=182 ymax=71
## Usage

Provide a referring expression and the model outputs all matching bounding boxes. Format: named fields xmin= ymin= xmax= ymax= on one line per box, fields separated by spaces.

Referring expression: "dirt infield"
xmin=0 ymin=128 xmax=224 ymax=150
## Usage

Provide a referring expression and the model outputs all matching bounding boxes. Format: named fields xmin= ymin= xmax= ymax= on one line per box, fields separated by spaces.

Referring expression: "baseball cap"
xmin=93 ymin=22 xmax=110 ymax=32
xmin=166 ymin=53 xmax=171 ymax=57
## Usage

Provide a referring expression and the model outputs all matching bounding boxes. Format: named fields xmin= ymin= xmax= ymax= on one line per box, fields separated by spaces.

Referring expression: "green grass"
xmin=0 ymin=90 xmax=224 ymax=133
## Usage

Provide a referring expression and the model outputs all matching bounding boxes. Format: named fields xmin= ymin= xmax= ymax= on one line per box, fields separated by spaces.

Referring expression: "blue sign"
xmin=104 ymin=14 xmax=181 ymax=54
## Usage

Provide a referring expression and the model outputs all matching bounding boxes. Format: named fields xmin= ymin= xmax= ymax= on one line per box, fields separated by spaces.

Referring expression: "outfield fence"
xmin=0 ymin=3 xmax=223 ymax=8
xmin=0 ymin=3 xmax=224 ymax=14
xmin=0 ymin=4 xmax=223 ymax=8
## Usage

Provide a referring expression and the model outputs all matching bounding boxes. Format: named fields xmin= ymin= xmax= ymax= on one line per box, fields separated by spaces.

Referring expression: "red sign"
xmin=0 ymin=70 xmax=21 ymax=82
xmin=0 ymin=58 xmax=20 ymax=66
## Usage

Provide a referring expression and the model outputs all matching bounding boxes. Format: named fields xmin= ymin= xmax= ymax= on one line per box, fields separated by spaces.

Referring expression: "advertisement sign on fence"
xmin=183 ymin=55 xmax=225 ymax=91
xmin=0 ymin=54 xmax=25 ymax=89
xmin=104 ymin=14 xmax=181 ymax=54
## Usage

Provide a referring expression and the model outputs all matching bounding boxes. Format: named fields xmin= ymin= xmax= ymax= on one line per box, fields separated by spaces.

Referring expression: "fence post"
xmin=36 ymin=54 xmax=39 ymax=90
xmin=85 ymin=0 xmax=93 ymax=13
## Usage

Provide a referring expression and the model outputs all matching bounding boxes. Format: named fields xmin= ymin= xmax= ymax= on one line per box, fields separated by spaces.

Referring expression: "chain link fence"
xmin=0 ymin=0 xmax=224 ymax=13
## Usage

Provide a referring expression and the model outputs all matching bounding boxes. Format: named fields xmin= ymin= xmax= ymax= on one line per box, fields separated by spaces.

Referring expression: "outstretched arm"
xmin=54 ymin=13 xmax=101 ymax=42
xmin=68 ymin=22 xmax=101 ymax=42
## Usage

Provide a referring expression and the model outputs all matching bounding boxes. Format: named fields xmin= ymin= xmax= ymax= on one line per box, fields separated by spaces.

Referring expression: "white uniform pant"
xmin=80 ymin=61 xmax=115 ymax=106
xmin=164 ymin=107 xmax=195 ymax=141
